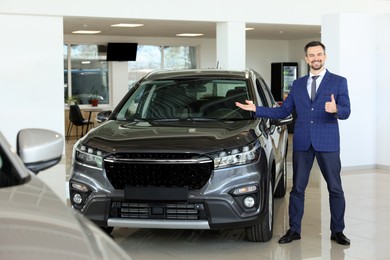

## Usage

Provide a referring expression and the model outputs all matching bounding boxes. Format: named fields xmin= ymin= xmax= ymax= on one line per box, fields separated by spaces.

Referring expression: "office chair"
xmin=66 ymin=105 xmax=94 ymax=142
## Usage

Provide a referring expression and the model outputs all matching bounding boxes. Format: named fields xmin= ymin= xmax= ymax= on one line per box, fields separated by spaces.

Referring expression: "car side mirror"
xmin=96 ymin=110 xmax=112 ymax=123
xmin=17 ymin=129 xmax=64 ymax=174
xmin=270 ymin=114 xmax=293 ymax=126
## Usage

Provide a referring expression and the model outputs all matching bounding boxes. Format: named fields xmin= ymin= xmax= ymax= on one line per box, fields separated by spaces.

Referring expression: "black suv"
xmin=69 ymin=68 xmax=292 ymax=242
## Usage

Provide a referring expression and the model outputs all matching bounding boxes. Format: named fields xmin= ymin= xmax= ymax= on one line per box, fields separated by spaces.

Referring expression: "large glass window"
xmin=128 ymin=45 xmax=162 ymax=88
xmin=127 ymin=45 xmax=197 ymax=89
xmin=164 ymin=46 xmax=197 ymax=69
xmin=64 ymin=44 xmax=109 ymax=105
xmin=64 ymin=44 xmax=197 ymax=104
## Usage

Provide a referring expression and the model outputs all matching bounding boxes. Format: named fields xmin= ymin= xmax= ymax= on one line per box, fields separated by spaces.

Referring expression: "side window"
xmin=260 ymin=78 xmax=276 ymax=107
xmin=256 ymin=78 xmax=275 ymax=108
xmin=0 ymin=147 xmax=20 ymax=188
xmin=256 ymin=79 xmax=269 ymax=107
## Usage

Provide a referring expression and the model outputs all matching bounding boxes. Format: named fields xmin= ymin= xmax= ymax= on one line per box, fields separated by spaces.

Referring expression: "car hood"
xmin=0 ymin=175 xmax=131 ymax=260
xmin=83 ymin=119 xmax=261 ymax=153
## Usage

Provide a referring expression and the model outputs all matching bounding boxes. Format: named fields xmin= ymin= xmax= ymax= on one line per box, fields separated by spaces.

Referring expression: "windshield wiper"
xmin=151 ymin=118 xmax=179 ymax=122
xmin=152 ymin=118 xmax=219 ymax=122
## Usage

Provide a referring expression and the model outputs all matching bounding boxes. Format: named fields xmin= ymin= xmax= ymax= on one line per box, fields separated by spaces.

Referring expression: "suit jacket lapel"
xmin=299 ymin=75 xmax=311 ymax=106
xmin=315 ymin=70 xmax=331 ymax=100
xmin=302 ymin=75 xmax=311 ymax=104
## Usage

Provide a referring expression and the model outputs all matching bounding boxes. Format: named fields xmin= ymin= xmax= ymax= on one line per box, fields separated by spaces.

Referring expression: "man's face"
xmin=305 ymin=46 xmax=326 ymax=72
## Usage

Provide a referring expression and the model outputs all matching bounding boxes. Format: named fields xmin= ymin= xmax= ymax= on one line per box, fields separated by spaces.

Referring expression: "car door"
xmin=254 ymin=75 xmax=286 ymax=177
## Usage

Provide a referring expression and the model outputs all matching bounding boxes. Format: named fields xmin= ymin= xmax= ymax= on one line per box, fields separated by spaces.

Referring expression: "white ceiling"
xmin=63 ymin=17 xmax=321 ymax=40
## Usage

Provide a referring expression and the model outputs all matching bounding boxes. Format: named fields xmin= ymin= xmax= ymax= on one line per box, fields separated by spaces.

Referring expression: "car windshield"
xmin=117 ymin=78 xmax=253 ymax=121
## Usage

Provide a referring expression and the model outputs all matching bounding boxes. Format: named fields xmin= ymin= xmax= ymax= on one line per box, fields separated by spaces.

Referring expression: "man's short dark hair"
xmin=304 ymin=41 xmax=326 ymax=55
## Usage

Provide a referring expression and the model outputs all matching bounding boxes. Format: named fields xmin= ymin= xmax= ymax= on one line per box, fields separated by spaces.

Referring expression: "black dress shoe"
xmin=331 ymin=232 xmax=350 ymax=245
xmin=278 ymin=230 xmax=301 ymax=244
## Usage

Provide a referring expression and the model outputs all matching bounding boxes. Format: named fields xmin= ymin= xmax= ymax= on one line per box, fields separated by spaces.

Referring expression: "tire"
xmin=275 ymin=146 xmax=288 ymax=198
xmin=245 ymin=182 xmax=274 ymax=242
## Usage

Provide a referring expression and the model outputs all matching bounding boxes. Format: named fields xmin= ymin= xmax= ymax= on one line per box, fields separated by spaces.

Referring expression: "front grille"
xmin=110 ymin=201 xmax=207 ymax=220
xmin=104 ymin=153 xmax=213 ymax=190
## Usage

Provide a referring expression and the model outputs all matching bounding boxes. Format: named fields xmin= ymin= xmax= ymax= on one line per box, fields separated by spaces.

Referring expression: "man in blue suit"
xmin=236 ymin=41 xmax=351 ymax=245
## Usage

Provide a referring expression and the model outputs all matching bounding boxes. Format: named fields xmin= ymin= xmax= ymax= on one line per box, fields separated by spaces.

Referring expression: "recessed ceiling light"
xmin=81 ymin=61 xmax=91 ymax=64
xmin=72 ymin=30 xmax=101 ymax=34
xmin=176 ymin=33 xmax=204 ymax=37
xmin=111 ymin=23 xmax=144 ymax=28
xmin=245 ymin=27 xmax=255 ymax=31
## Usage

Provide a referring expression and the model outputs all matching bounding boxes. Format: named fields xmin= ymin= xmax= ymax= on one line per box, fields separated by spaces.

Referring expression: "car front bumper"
xmin=69 ymin=157 xmax=270 ymax=230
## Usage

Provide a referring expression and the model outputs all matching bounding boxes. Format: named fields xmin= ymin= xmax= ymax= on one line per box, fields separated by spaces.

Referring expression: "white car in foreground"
xmin=0 ymin=128 xmax=131 ymax=260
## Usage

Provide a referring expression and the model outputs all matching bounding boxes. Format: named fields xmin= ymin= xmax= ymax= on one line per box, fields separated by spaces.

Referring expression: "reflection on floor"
xmin=37 ymin=135 xmax=390 ymax=260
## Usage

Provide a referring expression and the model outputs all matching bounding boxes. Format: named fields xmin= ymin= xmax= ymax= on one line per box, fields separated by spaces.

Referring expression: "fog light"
xmin=233 ymin=185 xmax=258 ymax=195
xmin=243 ymin=196 xmax=256 ymax=208
xmin=73 ymin=193 xmax=83 ymax=204
xmin=71 ymin=182 xmax=89 ymax=192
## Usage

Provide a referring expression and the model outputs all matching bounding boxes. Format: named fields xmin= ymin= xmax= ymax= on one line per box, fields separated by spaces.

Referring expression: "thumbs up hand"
xmin=325 ymin=94 xmax=338 ymax=113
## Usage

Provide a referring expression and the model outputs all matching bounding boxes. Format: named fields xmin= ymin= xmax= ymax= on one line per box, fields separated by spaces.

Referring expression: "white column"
xmin=216 ymin=22 xmax=246 ymax=70
xmin=322 ymin=13 xmax=377 ymax=167
xmin=374 ymin=14 xmax=390 ymax=169
xmin=0 ymin=14 xmax=64 ymax=144
xmin=110 ymin=62 xmax=129 ymax=107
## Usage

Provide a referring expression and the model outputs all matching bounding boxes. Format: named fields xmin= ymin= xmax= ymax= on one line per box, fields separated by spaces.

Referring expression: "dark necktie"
xmin=311 ymin=75 xmax=319 ymax=102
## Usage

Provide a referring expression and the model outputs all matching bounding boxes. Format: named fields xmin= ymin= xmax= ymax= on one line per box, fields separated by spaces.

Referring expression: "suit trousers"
xmin=289 ymin=146 xmax=346 ymax=234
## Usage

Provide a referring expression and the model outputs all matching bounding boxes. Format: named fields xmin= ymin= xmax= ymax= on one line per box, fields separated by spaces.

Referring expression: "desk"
xmin=64 ymin=105 xmax=113 ymax=138
xmin=81 ymin=107 xmax=106 ymax=133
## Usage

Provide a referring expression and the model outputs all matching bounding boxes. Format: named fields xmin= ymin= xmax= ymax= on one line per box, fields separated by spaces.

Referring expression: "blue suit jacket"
xmin=256 ymin=70 xmax=351 ymax=152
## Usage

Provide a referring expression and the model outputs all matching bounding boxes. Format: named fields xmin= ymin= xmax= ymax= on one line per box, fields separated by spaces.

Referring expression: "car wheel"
xmin=245 ymin=182 xmax=274 ymax=242
xmin=275 ymin=148 xmax=288 ymax=198
xmin=100 ymin=226 xmax=114 ymax=235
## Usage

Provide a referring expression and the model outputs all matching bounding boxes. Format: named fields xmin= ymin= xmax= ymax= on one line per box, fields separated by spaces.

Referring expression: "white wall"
xmin=0 ymin=14 xmax=64 ymax=146
xmin=323 ymin=13 xmax=377 ymax=168
xmin=246 ymin=40 xmax=289 ymax=86
xmin=375 ymin=14 xmax=390 ymax=169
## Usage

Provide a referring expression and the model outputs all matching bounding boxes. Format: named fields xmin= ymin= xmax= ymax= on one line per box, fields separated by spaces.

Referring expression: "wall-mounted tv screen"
xmin=106 ymin=42 xmax=138 ymax=61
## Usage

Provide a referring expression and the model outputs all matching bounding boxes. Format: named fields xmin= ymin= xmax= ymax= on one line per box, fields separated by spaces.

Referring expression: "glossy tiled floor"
xmin=40 ymin=136 xmax=390 ymax=260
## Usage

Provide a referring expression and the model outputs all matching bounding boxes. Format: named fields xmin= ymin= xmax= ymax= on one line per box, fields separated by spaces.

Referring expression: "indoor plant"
xmin=90 ymin=88 xmax=99 ymax=107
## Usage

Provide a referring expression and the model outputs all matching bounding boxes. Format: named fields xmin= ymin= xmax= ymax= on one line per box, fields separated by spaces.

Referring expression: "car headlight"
xmin=212 ymin=142 xmax=260 ymax=169
xmin=75 ymin=144 xmax=104 ymax=169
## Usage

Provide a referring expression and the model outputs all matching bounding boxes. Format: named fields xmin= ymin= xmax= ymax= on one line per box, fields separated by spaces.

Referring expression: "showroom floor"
xmin=40 ymin=136 xmax=390 ymax=260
